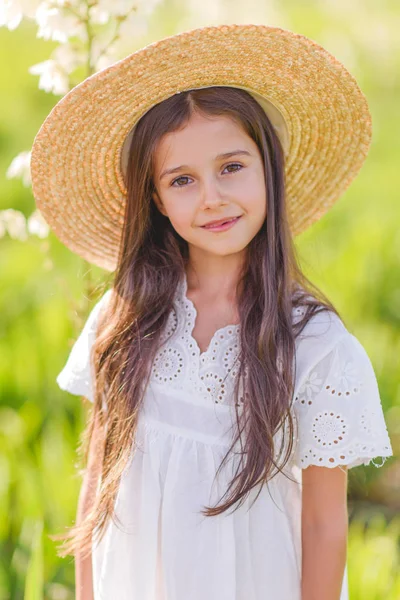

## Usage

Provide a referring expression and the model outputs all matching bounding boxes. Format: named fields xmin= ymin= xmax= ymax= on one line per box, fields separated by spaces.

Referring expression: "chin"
xmin=206 ymin=244 xmax=248 ymax=257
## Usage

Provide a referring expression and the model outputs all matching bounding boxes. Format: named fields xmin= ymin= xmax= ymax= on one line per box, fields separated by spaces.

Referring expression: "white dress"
xmin=57 ymin=274 xmax=393 ymax=600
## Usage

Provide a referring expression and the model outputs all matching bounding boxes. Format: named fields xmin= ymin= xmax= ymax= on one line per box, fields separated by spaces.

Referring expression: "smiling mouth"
xmin=200 ymin=216 xmax=242 ymax=231
xmin=201 ymin=216 xmax=242 ymax=229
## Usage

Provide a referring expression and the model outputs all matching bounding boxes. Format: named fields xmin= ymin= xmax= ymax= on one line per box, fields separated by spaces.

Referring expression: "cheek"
xmin=237 ymin=169 xmax=267 ymax=213
xmin=164 ymin=198 xmax=195 ymax=230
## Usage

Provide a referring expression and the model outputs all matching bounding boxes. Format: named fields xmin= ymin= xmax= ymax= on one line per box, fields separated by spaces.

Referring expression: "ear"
xmin=152 ymin=190 xmax=168 ymax=217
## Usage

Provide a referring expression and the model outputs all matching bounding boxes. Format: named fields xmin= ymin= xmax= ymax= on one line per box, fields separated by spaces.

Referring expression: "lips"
xmin=201 ymin=216 xmax=241 ymax=228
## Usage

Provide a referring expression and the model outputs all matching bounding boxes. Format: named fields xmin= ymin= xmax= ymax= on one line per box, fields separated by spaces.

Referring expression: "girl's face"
xmin=152 ymin=111 xmax=267 ymax=258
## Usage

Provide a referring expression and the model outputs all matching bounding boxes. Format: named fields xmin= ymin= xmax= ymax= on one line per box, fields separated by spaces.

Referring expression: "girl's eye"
xmin=171 ymin=176 xmax=191 ymax=187
xmin=170 ymin=163 xmax=243 ymax=188
xmin=223 ymin=163 xmax=243 ymax=174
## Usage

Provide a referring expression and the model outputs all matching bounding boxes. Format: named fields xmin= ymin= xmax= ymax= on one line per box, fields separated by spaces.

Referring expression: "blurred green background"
xmin=1 ymin=1 xmax=399 ymax=598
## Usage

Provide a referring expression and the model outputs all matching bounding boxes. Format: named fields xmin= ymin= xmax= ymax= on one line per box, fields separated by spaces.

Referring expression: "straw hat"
xmin=30 ymin=23 xmax=372 ymax=272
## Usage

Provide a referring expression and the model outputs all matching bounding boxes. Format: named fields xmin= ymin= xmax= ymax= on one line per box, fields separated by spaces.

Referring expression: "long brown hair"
xmin=54 ymin=86 xmax=342 ymax=559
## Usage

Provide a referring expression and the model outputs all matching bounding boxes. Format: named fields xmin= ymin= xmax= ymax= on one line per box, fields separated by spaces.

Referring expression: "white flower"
xmin=53 ymin=43 xmax=86 ymax=73
xmin=96 ymin=0 xmax=136 ymax=17
xmin=92 ymin=9 xmax=151 ymax=69
xmin=35 ymin=4 xmax=86 ymax=43
xmin=91 ymin=36 xmax=118 ymax=71
xmin=0 ymin=209 xmax=28 ymax=240
xmin=29 ymin=59 xmax=70 ymax=95
xmin=27 ymin=209 xmax=50 ymax=238
xmin=89 ymin=4 xmax=110 ymax=25
xmin=6 ymin=151 xmax=31 ymax=186
xmin=0 ymin=0 xmax=42 ymax=29
xmin=0 ymin=1 xmax=23 ymax=29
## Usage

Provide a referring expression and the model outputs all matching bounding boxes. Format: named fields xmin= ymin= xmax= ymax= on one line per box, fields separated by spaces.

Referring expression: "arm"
xmin=301 ymin=465 xmax=348 ymax=600
xmin=75 ymin=407 xmax=104 ymax=600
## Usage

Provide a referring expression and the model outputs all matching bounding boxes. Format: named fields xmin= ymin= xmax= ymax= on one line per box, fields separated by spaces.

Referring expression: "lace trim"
xmin=296 ymin=442 xmax=392 ymax=469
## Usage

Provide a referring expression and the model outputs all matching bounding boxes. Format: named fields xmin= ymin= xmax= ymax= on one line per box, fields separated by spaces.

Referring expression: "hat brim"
xmin=31 ymin=24 xmax=372 ymax=272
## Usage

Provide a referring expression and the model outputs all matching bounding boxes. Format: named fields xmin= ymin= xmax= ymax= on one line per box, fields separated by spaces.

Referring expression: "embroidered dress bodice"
xmin=152 ymin=275 xmax=243 ymax=407
xmin=56 ymin=275 xmax=393 ymax=600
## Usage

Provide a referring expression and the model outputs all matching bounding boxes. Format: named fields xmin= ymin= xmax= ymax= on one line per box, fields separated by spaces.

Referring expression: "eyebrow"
xmin=159 ymin=149 xmax=252 ymax=180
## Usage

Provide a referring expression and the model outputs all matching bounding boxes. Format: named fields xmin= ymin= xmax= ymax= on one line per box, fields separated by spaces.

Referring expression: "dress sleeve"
xmin=56 ymin=289 xmax=112 ymax=402
xmin=292 ymin=332 xmax=393 ymax=469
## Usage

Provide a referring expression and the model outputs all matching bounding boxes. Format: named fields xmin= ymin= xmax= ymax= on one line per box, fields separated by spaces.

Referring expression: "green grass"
xmin=348 ymin=514 xmax=400 ymax=600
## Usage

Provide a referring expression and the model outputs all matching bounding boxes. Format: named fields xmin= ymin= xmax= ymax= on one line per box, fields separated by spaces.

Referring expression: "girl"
xmin=31 ymin=24 xmax=393 ymax=600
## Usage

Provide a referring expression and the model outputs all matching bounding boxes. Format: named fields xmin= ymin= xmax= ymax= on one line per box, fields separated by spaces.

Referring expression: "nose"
xmin=200 ymin=175 xmax=227 ymax=209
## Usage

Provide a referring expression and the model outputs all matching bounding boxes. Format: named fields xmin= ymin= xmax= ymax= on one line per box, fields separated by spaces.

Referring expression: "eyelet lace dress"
xmin=56 ymin=275 xmax=393 ymax=600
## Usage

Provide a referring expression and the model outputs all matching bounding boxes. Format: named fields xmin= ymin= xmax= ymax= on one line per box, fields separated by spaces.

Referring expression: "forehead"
xmin=153 ymin=112 xmax=253 ymax=171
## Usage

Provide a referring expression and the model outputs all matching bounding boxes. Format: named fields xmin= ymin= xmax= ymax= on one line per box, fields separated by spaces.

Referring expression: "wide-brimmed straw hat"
xmin=30 ymin=23 xmax=372 ymax=272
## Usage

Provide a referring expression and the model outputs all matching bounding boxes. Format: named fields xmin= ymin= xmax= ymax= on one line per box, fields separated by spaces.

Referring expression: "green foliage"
xmin=348 ymin=514 xmax=400 ymax=600
xmin=24 ymin=521 xmax=44 ymax=600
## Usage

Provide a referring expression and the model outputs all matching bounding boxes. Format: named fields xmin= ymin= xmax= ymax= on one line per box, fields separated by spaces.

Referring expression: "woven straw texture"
xmin=30 ymin=23 xmax=372 ymax=272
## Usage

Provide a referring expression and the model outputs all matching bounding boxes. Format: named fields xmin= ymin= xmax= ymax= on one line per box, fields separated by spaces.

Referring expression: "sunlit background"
xmin=1 ymin=1 xmax=399 ymax=598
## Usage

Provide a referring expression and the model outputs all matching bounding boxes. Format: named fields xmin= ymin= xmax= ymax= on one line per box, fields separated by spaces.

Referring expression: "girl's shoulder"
xmin=290 ymin=293 xmax=379 ymax=402
xmin=295 ymin=303 xmax=347 ymax=344
xmin=294 ymin=304 xmax=353 ymax=375
xmin=92 ymin=287 xmax=114 ymax=316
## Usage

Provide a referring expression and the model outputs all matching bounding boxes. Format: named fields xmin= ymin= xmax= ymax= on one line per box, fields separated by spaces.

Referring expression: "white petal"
xmin=0 ymin=2 xmax=22 ymax=30
xmin=53 ymin=44 xmax=85 ymax=73
xmin=29 ymin=59 xmax=69 ymax=95
xmin=6 ymin=151 xmax=31 ymax=186
xmin=35 ymin=5 xmax=86 ymax=43
xmin=89 ymin=5 xmax=110 ymax=25
xmin=19 ymin=0 xmax=43 ymax=18
xmin=27 ymin=209 xmax=50 ymax=238
xmin=1 ymin=209 xmax=28 ymax=240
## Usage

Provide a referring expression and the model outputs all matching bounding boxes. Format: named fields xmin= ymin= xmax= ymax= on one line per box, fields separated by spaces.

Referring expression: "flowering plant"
xmin=0 ymin=0 xmax=162 ymax=246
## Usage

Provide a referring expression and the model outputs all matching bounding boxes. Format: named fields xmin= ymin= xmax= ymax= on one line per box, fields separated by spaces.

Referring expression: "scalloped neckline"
xmin=178 ymin=272 xmax=240 ymax=359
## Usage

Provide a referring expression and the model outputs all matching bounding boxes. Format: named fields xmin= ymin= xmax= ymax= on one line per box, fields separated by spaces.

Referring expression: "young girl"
xmin=31 ymin=24 xmax=393 ymax=600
